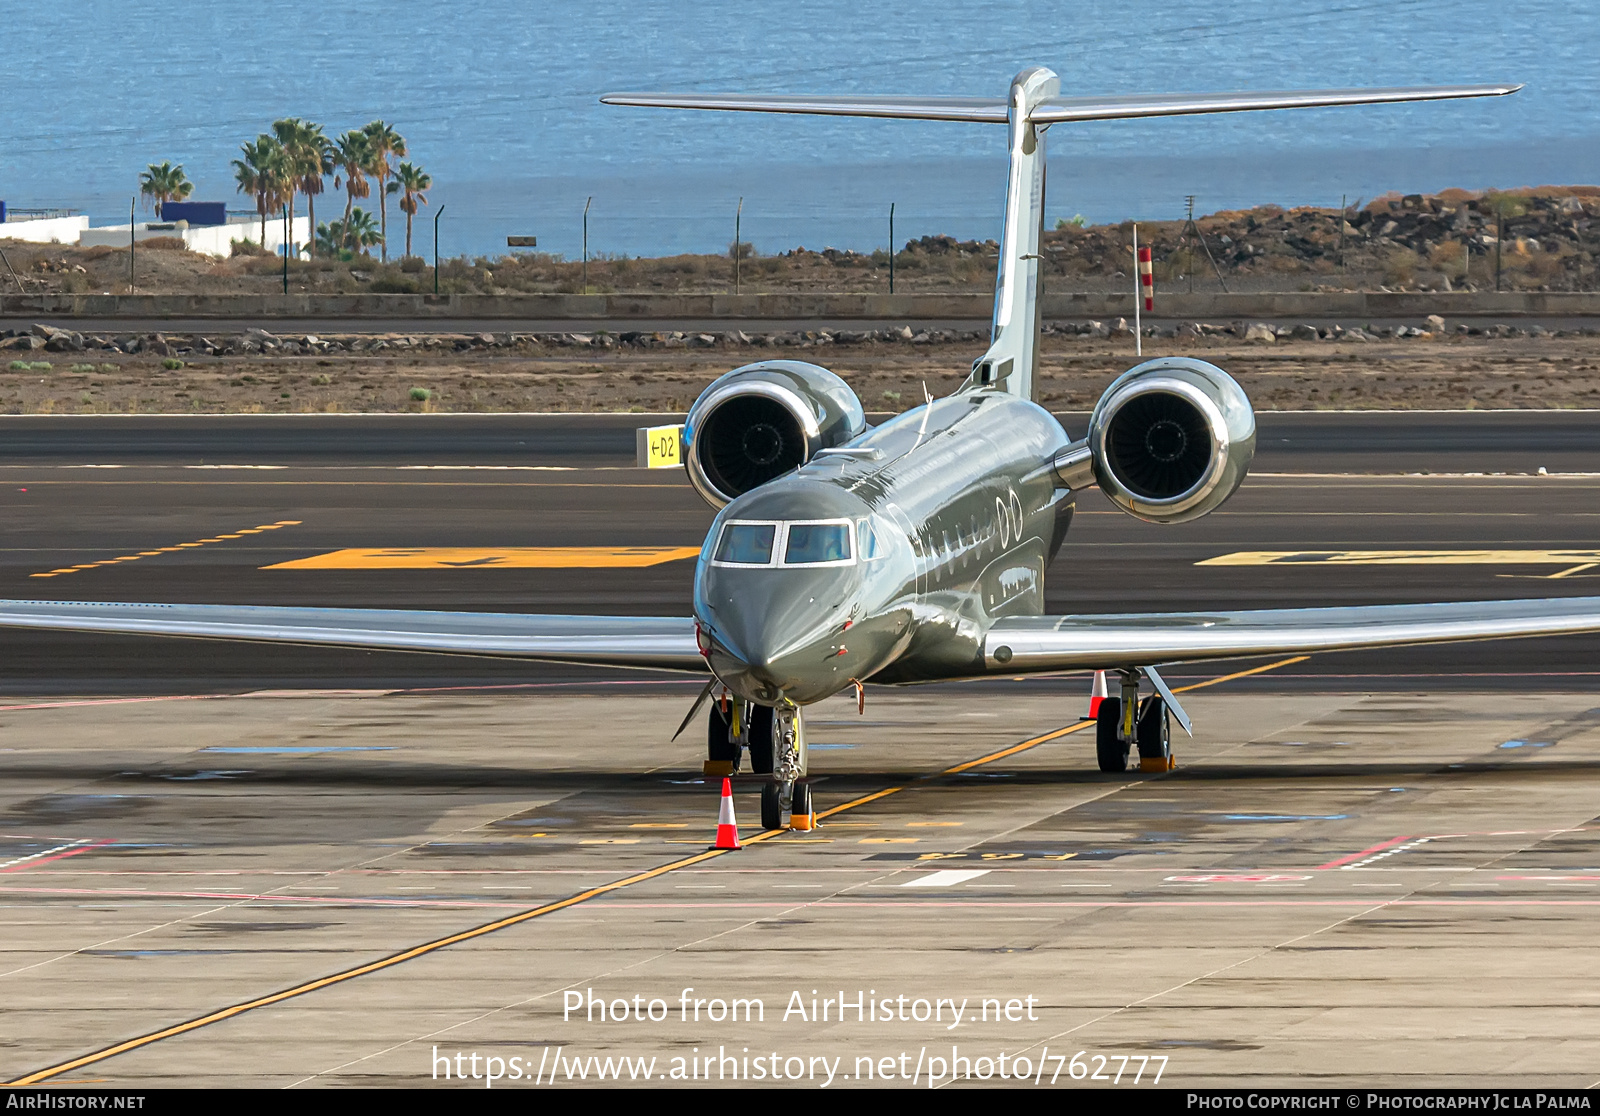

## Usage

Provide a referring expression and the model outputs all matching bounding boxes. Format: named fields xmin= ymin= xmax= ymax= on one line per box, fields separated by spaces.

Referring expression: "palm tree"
xmin=344 ymin=207 xmax=383 ymax=254
xmin=332 ymin=130 xmax=373 ymax=254
xmin=388 ymin=162 xmax=431 ymax=258
xmin=272 ymin=118 xmax=332 ymax=257
xmin=231 ymin=136 xmax=287 ymax=248
xmin=361 ymin=120 xmax=406 ymax=262
xmin=139 ymin=162 xmax=193 ymax=217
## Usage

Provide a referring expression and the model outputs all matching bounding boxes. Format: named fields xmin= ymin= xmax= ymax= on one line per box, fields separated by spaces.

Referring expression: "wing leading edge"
xmin=984 ymin=597 xmax=1600 ymax=673
xmin=0 ymin=600 xmax=704 ymax=673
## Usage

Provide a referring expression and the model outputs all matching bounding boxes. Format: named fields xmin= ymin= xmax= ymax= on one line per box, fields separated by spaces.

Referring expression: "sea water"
xmin=2 ymin=0 xmax=1590 ymax=260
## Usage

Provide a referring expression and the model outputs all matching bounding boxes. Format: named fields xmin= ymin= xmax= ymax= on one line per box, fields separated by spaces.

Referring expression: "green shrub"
xmin=9 ymin=360 xmax=52 ymax=372
xmin=8 ymin=361 xmax=29 ymax=372
xmin=162 ymin=358 xmax=184 ymax=371
xmin=70 ymin=363 xmax=96 ymax=373
xmin=409 ymin=387 xmax=432 ymax=402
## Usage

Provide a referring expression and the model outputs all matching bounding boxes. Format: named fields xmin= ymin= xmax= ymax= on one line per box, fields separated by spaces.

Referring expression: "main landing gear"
xmin=706 ymin=698 xmax=811 ymax=831
xmin=1094 ymin=669 xmax=1174 ymax=774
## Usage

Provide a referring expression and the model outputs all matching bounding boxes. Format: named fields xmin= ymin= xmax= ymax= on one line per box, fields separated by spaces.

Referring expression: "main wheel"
xmin=760 ymin=782 xmax=784 ymax=830
xmin=1137 ymin=696 xmax=1170 ymax=763
xmin=747 ymin=704 xmax=776 ymax=774
xmin=1095 ymin=697 xmax=1129 ymax=773
xmin=707 ymin=701 xmax=739 ymax=768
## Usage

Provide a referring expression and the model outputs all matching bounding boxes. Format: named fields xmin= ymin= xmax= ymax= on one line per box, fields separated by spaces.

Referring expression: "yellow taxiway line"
xmin=265 ymin=546 xmax=702 ymax=570
xmin=1201 ymin=549 xmax=1600 ymax=567
xmin=5 ymin=654 xmax=1305 ymax=1087
xmin=28 ymin=522 xmax=302 ymax=579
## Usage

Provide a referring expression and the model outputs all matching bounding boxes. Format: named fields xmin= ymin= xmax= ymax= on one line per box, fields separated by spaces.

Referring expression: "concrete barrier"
xmin=5 ymin=290 xmax=1600 ymax=320
xmin=0 ymin=216 xmax=90 ymax=246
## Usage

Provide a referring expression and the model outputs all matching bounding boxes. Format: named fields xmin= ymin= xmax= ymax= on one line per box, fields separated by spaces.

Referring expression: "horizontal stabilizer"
xmin=1031 ymin=84 xmax=1520 ymax=123
xmin=600 ymin=92 xmax=1010 ymax=123
xmin=602 ymin=84 xmax=1519 ymax=125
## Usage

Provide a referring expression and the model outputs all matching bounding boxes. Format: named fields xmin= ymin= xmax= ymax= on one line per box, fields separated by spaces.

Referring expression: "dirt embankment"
xmin=2 ymin=321 xmax=1597 ymax=414
xmin=5 ymin=186 xmax=1598 ymax=299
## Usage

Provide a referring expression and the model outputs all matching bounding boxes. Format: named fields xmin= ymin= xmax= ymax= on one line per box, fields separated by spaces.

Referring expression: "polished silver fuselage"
xmin=695 ymin=390 xmax=1072 ymax=705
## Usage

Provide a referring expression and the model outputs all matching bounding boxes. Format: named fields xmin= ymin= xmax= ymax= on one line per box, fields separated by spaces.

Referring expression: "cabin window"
xmin=784 ymin=521 xmax=853 ymax=565
xmin=714 ymin=522 xmax=778 ymax=565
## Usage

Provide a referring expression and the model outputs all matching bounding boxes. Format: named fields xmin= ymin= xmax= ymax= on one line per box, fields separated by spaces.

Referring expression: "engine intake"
xmin=1085 ymin=357 xmax=1255 ymax=524
xmin=684 ymin=360 xmax=866 ymax=507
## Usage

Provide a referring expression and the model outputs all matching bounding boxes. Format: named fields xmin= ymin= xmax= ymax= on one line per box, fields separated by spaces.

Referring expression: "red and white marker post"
xmin=1134 ymin=225 xmax=1154 ymax=357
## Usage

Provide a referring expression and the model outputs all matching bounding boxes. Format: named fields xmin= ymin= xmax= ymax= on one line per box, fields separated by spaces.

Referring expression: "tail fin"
xmin=602 ymin=77 xmax=1519 ymax=401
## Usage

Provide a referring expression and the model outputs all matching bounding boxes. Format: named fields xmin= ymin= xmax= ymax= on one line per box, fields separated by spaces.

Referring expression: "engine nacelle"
xmin=683 ymin=360 xmax=866 ymax=508
xmin=1083 ymin=357 xmax=1255 ymax=524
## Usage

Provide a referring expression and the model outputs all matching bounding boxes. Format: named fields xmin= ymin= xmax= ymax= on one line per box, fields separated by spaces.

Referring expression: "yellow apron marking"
xmin=1201 ymin=549 xmax=1600 ymax=569
xmin=5 ymin=655 xmax=1304 ymax=1087
xmin=264 ymin=546 xmax=702 ymax=570
xmin=29 ymin=522 xmax=302 ymax=578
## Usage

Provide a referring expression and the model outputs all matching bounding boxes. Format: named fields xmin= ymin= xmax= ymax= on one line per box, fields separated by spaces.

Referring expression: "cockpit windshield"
xmin=714 ymin=522 xmax=777 ymax=565
xmin=712 ymin=517 xmax=868 ymax=568
xmin=784 ymin=522 xmax=850 ymax=564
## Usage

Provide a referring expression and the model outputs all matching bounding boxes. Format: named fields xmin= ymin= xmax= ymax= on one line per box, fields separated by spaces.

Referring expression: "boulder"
xmin=1111 ymin=318 xmax=1132 ymax=337
xmin=1426 ymin=314 xmax=1446 ymax=333
xmin=1243 ymin=322 xmax=1276 ymax=343
xmin=1290 ymin=324 xmax=1319 ymax=341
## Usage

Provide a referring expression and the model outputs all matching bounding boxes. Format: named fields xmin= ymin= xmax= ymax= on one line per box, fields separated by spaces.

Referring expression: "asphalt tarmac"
xmin=0 ymin=411 xmax=1596 ymax=693
xmin=2 ymin=413 xmax=1598 ymax=1089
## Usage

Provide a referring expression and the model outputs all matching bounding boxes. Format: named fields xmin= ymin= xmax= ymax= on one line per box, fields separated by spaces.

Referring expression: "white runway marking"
xmin=901 ymin=869 xmax=991 ymax=888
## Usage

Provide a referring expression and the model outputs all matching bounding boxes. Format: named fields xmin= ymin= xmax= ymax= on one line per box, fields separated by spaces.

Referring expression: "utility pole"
xmin=888 ymin=202 xmax=896 ymax=294
xmin=282 ymin=205 xmax=289 ymax=295
xmin=582 ymin=196 xmax=592 ymax=294
xmin=433 ymin=204 xmax=445 ymax=295
xmin=1185 ymin=195 xmax=1195 ymax=293
xmin=735 ymin=196 xmax=743 ymax=295
xmin=1179 ymin=195 xmax=1229 ymax=294
xmin=1496 ymin=209 xmax=1504 ymax=292
xmin=128 ymin=198 xmax=135 ymax=293
xmin=1132 ymin=224 xmax=1142 ymax=358
xmin=1338 ymin=194 xmax=1347 ymax=273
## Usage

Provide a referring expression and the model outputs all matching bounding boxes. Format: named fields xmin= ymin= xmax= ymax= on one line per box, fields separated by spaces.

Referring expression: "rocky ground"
xmin=2 ymin=319 xmax=1599 ymax=414
xmin=5 ymin=186 xmax=1599 ymax=298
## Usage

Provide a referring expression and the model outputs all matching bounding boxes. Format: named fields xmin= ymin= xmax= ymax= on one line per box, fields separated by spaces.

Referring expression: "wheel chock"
xmin=1139 ymin=753 xmax=1177 ymax=773
xmin=703 ymin=759 xmax=735 ymax=777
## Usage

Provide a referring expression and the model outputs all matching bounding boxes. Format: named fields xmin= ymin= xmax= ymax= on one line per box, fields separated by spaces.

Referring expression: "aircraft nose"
xmin=702 ymin=568 xmax=856 ymax=704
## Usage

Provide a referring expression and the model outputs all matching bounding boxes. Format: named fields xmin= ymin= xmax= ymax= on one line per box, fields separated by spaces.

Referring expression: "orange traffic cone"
xmin=1087 ymin=671 xmax=1109 ymax=719
xmin=712 ymin=776 xmax=742 ymax=850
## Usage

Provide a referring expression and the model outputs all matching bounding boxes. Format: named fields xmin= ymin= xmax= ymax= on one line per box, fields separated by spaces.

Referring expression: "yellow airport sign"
xmin=266 ymin=546 xmax=702 ymax=570
xmin=636 ymin=424 xmax=684 ymax=468
xmin=1199 ymin=550 xmax=1600 ymax=567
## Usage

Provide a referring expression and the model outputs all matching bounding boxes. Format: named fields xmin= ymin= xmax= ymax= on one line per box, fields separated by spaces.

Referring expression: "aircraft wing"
xmin=983 ymin=597 xmax=1600 ymax=673
xmin=0 ymin=600 xmax=705 ymax=673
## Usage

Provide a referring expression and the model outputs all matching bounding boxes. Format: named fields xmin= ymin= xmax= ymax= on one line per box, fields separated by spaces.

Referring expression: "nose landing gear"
xmin=705 ymin=701 xmax=811 ymax=831
xmin=760 ymin=704 xmax=809 ymax=831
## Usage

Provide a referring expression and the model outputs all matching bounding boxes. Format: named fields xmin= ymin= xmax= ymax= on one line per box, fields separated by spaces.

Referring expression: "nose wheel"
xmin=761 ymin=705 xmax=808 ymax=830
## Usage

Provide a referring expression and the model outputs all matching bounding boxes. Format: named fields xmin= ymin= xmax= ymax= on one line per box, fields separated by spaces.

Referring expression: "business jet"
xmin=1 ymin=69 xmax=1587 ymax=831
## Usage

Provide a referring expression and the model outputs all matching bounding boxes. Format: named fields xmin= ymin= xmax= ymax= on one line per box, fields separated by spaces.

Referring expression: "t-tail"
xmin=602 ymin=73 xmax=1519 ymax=402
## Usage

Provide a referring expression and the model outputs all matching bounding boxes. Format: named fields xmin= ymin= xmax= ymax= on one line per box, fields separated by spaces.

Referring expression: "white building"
xmin=78 ymin=214 xmax=311 ymax=259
